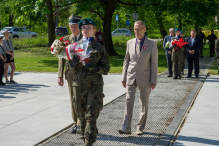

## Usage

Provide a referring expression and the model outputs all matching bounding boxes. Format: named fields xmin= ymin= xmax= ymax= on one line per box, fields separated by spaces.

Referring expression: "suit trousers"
xmin=122 ymin=81 xmax=151 ymax=131
xmin=67 ymin=80 xmax=79 ymax=125
xmin=187 ymin=57 xmax=199 ymax=76
xmin=166 ymin=54 xmax=172 ymax=75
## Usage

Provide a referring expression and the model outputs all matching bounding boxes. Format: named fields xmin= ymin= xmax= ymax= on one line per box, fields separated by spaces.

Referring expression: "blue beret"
xmin=78 ymin=18 xmax=96 ymax=30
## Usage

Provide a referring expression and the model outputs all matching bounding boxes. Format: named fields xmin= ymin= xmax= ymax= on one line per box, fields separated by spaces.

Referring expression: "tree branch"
xmin=89 ymin=6 xmax=104 ymax=20
xmin=47 ymin=0 xmax=86 ymax=8
xmin=118 ymin=0 xmax=157 ymax=6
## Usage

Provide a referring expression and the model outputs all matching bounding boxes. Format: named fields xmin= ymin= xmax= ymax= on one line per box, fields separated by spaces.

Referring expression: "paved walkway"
xmin=174 ymin=75 xmax=219 ymax=146
xmin=0 ymin=73 xmax=125 ymax=146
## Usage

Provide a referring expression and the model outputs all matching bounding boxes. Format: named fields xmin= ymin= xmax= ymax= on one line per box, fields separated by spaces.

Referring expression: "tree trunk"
xmin=155 ymin=14 xmax=167 ymax=39
xmin=103 ymin=0 xmax=118 ymax=56
xmin=45 ymin=0 xmax=55 ymax=46
xmin=9 ymin=15 xmax=13 ymax=26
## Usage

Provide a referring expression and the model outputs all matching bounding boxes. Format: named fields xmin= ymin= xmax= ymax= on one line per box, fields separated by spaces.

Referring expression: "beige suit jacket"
xmin=122 ymin=37 xmax=158 ymax=87
xmin=58 ymin=33 xmax=83 ymax=80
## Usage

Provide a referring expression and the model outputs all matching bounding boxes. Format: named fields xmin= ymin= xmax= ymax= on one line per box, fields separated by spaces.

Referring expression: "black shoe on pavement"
xmin=0 ymin=81 xmax=6 ymax=85
xmin=71 ymin=124 xmax=78 ymax=134
xmin=167 ymin=74 xmax=172 ymax=77
xmin=187 ymin=75 xmax=191 ymax=78
xmin=178 ymin=75 xmax=181 ymax=79
xmin=173 ymin=76 xmax=177 ymax=79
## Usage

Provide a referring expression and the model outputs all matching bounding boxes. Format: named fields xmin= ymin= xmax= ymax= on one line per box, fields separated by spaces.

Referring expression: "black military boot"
xmin=178 ymin=74 xmax=181 ymax=79
xmin=173 ymin=74 xmax=178 ymax=79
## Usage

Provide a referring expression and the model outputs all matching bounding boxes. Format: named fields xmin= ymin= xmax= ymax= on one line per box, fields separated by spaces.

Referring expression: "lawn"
xmin=13 ymin=37 xmax=167 ymax=73
xmin=208 ymin=59 xmax=218 ymax=74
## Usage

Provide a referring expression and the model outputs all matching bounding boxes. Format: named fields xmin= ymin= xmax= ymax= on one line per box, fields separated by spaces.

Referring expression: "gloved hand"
xmin=83 ymin=62 xmax=99 ymax=73
xmin=70 ymin=54 xmax=80 ymax=68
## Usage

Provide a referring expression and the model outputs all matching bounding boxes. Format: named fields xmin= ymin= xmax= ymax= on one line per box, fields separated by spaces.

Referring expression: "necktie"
xmin=74 ymin=36 xmax=77 ymax=42
xmin=191 ymin=39 xmax=194 ymax=46
xmin=136 ymin=40 xmax=141 ymax=59
xmin=7 ymin=40 xmax=11 ymax=50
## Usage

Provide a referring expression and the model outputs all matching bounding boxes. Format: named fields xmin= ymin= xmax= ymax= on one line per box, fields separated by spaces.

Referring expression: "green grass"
xmin=13 ymin=37 xmax=171 ymax=73
xmin=208 ymin=59 xmax=218 ymax=74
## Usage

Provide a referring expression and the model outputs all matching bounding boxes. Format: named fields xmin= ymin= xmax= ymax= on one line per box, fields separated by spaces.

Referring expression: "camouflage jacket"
xmin=72 ymin=38 xmax=110 ymax=86
xmin=58 ymin=33 xmax=83 ymax=80
xmin=215 ymin=37 xmax=219 ymax=53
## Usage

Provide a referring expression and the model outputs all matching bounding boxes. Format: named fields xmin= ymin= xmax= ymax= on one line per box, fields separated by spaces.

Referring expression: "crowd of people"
xmin=163 ymin=28 xmax=219 ymax=79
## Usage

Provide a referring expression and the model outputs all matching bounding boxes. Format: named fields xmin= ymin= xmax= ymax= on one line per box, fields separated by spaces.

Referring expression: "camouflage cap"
xmin=175 ymin=28 xmax=180 ymax=32
xmin=69 ymin=15 xmax=82 ymax=25
xmin=78 ymin=18 xmax=96 ymax=30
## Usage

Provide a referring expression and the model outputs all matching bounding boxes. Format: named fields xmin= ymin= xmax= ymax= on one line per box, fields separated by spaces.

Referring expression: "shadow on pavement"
xmin=175 ymin=135 xmax=219 ymax=146
xmin=0 ymin=84 xmax=50 ymax=99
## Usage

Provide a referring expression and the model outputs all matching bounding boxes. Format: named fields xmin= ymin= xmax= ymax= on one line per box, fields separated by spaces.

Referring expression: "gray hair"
xmin=169 ymin=28 xmax=174 ymax=32
xmin=134 ymin=20 xmax=146 ymax=27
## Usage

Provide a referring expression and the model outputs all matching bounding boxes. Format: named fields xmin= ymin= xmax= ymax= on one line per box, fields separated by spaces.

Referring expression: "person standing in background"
xmin=0 ymin=36 xmax=7 ymax=85
xmin=95 ymin=27 xmax=104 ymax=45
xmin=163 ymin=28 xmax=175 ymax=77
xmin=3 ymin=31 xmax=16 ymax=84
xmin=215 ymin=37 xmax=219 ymax=74
xmin=197 ymin=28 xmax=206 ymax=58
xmin=206 ymin=30 xmax=217 ymax=57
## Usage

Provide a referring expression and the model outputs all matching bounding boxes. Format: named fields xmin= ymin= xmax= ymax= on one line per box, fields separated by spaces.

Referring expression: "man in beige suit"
xmin=58 ymin=14 xmax=83 ymax=134
xmin=119 ymin=20 xmax=158 ymax=135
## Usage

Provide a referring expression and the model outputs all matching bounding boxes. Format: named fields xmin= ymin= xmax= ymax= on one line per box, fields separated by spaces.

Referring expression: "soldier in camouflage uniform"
xmin=71 ymin=18 xmax=110 ymax=146
xmin=215 ymin=37 xmax=219 ymax=74
xmin=58 ymin=15 xmax=83 ymax=134
xmin=206 ymin=30 xmax=217 ymax=57
xmin=197 ymin=28 xmax=206 ymax=58
xmin=171 ymin=28 xmax=186 ymax=79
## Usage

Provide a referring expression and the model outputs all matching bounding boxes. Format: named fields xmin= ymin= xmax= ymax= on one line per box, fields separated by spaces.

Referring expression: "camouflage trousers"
xmin=172 ymin=48 xmax=185 ymax=75
xmin=73 ymin=85 xmax=104 ymax=143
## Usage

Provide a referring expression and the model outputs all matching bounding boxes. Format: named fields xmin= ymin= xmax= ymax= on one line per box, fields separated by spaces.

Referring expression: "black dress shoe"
xmin=173 ymin=76 xmax=177 ymax=79
xmin=167 ymin=74 xmax=172 ymax=77
xmin=71 ymin=125 xmax=78 ymax=134
xmin=0 ymin=81 xmax=6 ymax=85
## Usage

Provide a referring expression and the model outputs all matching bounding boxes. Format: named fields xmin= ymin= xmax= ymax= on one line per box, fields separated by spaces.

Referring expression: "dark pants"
xmin=0 ymin=58 xmax=4 ymax=82
xmin=200 ymin=44 xmax=203 ymax=57
xmin=210 ymin=43 xmax=215 ymax=56
xmin=166 ymin=55 xmax=172 ymax=75
xmin=187 ymin=57 xmax=199 ymax=76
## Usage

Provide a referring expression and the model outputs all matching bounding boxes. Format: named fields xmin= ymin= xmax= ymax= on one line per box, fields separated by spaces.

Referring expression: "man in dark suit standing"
xmin=163 ymin=28 xmax=175 ymax=77
xmin=185 ymin=30 xmax=202 ymax=78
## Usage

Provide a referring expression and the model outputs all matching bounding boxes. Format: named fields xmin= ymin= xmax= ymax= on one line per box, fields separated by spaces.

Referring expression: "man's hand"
xmin=151 ymin=83 xmax=156 ymax=90
xmin=122 ymin=81 xmax=126 ymax=88
xmin=58 ymin=77 xmax=64 ymax=86
xmin=168 ymin=51 xmax=172 ymax=54
xmin=189 ymin=50 xmax=193 ymax=54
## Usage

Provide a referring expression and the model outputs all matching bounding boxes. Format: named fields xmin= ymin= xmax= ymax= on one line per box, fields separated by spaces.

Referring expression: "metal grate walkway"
xmin=37 ymin=57 xmax=212 ymax=146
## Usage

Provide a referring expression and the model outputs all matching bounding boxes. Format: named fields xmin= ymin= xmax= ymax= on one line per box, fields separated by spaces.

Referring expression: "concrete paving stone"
xmin=0 ymin=113 xmax=30 ymax=125
xmin=174 ymin=135 xmax=219 ymax=146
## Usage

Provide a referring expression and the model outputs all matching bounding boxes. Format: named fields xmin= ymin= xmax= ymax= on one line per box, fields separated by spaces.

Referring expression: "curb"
xmin=156 ymin=57 xmax=215 ymax=146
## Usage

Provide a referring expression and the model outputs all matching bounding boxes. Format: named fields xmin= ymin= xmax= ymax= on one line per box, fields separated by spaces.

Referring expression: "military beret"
xmin=69 ymin=15 xmax=82 ymax=25
xmin=175 ymin=28 xmax=180 ymax=32
xmin=180 ymin=30 xmax=183 ymax=34
xmin=78 ymin=18 xmax=96 ymax=30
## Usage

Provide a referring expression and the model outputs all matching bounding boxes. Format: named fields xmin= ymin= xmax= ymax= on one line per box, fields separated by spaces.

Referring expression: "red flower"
xmin=50 ymin=46 xmax=54 ymax=52
xmin=172 ymin=38 xmax=188 ymax=50
xmin=60 ymin=37 xmax=64 ymax=42
xmin=83 ymin=58 xmax=89 ymax=64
